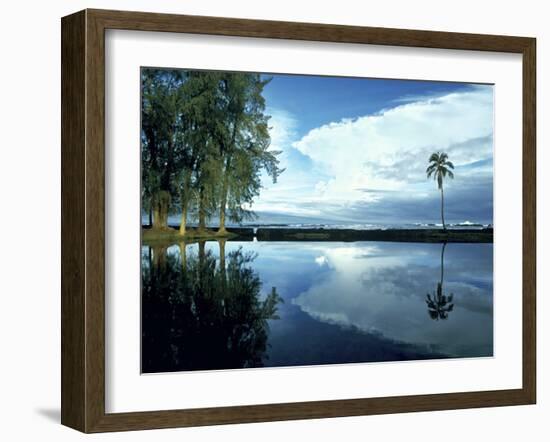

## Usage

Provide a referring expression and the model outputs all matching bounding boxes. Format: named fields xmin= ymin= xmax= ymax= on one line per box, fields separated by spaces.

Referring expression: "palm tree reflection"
xmin=142 ymin=240 xmax=282 ymax=373
xmin=426 ymin=242 xmax=454 ymax=320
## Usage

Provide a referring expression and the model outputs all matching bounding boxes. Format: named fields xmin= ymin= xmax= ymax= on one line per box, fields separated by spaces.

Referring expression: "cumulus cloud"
xmin=292 ymin=86 xmax=493 ymax=203
xmin=292 ymin=242 xmax=493 ymax=356
xmin=255 ymin=108 xmax=328 ymax=216
xmin=255 ymin=86 xmax=494 ymax=224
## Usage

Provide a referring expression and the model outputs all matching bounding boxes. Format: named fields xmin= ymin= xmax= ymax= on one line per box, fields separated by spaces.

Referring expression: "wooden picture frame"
xmin=61 ymin=8 xmax=536 ymax=433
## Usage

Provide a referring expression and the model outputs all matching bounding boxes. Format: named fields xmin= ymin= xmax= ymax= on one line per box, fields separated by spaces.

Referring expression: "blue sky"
xmin=251 ymin=74 xmax=494 ymax=226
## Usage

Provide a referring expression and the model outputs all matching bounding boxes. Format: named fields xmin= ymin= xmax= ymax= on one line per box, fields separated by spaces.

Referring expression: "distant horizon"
xmin=140 ymin=70 xmax=494 ymax=230
xmin=250 ymin=75 xmax=493 ymax=227
xmin=141 ymin=211 xmax=493 ymax=228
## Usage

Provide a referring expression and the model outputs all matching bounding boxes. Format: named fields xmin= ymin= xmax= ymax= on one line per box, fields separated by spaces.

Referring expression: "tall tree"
xmin=142 ymin=69 xmax=283 ymax=236
xmin=141 ymin=70 xmax=161 ymax=226
xmin=214 ymin=73 xmax=282 ymax=234
xmin=426 ymin=152 xmax=454 ymax=230
xmin=141 ymin=68 xmax=186 ymax=230
xmin=179 ymin=71 xmax=224 ymax=233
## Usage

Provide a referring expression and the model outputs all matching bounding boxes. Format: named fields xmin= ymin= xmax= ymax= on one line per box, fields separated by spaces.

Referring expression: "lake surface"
xmin=141 ymin=240 xmax=493 ymax=373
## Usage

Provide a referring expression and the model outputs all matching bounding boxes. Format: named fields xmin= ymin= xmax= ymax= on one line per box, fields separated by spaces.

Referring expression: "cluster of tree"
xmin=141 ymin=242 xmax=282 ymax=372
xmin=141 ymin=68 xmax=283 ymax=235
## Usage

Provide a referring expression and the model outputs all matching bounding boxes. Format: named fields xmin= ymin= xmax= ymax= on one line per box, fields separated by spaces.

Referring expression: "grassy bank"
xmin=255 ymin=227 xmax=493 ymax=243
xmin=142 ymin=225 xmax=493 ymax=245
xmin=142 ymin=226 xmax=239 ymax=245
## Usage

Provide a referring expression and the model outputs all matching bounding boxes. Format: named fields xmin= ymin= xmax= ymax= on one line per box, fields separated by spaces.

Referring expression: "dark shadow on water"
xmin=35 ymin=408 xmax=60 ymax=423
xmin=426 ymin=242 xmax=455 ymax=320
xmin=141 ymin=239 xmax=494 ymax=371
xmin=142 ymin=239 xmax=282 ymax=373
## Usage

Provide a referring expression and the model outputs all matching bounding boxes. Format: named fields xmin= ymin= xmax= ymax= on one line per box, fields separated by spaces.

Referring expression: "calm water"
xmin=141 ymin=240 xmax=493 ymax=373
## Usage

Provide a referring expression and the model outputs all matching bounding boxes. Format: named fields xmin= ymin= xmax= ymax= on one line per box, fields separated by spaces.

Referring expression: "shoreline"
xmin=255 ymin=227 xmax=492 ymax=243
xmin=142 ymin=225 xmax=493 ymax=245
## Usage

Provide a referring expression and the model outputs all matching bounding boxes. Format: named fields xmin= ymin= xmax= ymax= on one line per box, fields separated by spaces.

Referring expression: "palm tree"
xmin=426 ymin=152 xmax=454 ymax=230
xmin=426 ymin=242 xmax=454 ymax=320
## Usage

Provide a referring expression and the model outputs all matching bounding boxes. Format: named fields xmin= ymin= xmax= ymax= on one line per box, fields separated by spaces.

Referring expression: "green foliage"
xmin=141 ymin=67 xmax=283 ymax=231
xmin=141 ymin=243 xmax=282 ymax=372
xmin=213 ymin=73 xmax=281 ymax=226
xmin=426 ymin=152 xmax=455 ymax=189
xmin=141 ymin=69 xmax=187 ymax=225
xmin=141 ymin=69 xmax=185 ymax=187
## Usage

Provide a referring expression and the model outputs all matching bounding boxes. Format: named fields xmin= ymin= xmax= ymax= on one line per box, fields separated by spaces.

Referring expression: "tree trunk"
xmin=153 ymin=206 xmax=160 ymax=228
xmin=180 ymin=201 xmax=191 ymax=236
xmin=198 ymin=240 xmax=206 ymax=267
xmin=218 ymin=189 xmax=227 ymax=235
xmin=219 ymin=239 xmax=227 ymax=314
xmin=152 ymin=245 xmax=167 ymax=270
xmin=152 ymin=190 xmax=171 ymax=230
xmin=440 ymin=186 xmax=446 ymax=231
xmin=148 ymin=206 xmax=152 ymax=227
xmin=440 ymin=242 xmax=446 ymax=286
xmin=217 ymin=158 xmax=231 ymax=235
xmin=198 ymin=186 xmax=207 ymax=232
xmin=160 ymin=207 xmax=168 ymax=228
xmin=179 ymin=242 xmax=187 ymax=272
xmin=179 ymin=172 xmax=191 ymax=236
xmin=219 ymin=239 xmax=226 ymax=276
xmin=179 ymin=202 xmax=188 ymax=235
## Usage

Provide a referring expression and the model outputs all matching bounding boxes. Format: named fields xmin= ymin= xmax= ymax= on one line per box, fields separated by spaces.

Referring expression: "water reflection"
xmin=289 ymin=241 xmax=492 ymax=359
xmin=426 ymin=242 xmax=454 ymax=320
xmin=141 ymin=240 xmax=282 ymax=373
xmin=142 ymin=240 xmax=493 ymax=372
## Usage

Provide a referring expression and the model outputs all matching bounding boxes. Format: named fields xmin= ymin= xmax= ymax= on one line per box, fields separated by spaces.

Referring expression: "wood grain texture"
xmin=60 ymin=8 xmax=537 ymax=433
xmin=89 ymin=8 xmax=532 ymax=52
xmin=61 ymin=10 xmax=86 ymax=432
xmin=84 ymin=9 xmax=107 ymax=433
xmin=90 ymin=389 xmax=532 ymax=433
xmin=522 ymin=38 xmax=537 ymax=403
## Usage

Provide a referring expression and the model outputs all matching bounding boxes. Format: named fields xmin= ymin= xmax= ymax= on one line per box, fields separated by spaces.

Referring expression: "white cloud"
xmin=266 ymin=108 xmax=298 ymax=170
xmin=257 ymin=108 xmax=329 ymax=217
xmin=314 ymin=255 xmax=328 ymax=266
xmin=292 ymin=243 xmax=493 ymax=355
xmin=253 ymin=88 xmax=494 ymax=223
xmin=291 ymin=87 xmax=494 ymax=204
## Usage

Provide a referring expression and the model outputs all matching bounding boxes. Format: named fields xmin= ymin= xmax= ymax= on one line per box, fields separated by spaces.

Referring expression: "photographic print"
xmin=140 ymin=68 xmax=494 ymax=374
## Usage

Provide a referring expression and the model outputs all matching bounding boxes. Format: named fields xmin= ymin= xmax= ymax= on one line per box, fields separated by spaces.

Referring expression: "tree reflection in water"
xmin=142 ymin=240 xmax=282 ymax=373
xmin=426 ymin=242 xmax=455 ymax=320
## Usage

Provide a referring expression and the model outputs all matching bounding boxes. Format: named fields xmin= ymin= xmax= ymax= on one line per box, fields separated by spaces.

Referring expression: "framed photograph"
xmin=61 ymin=9 xmax=536 ymax=433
